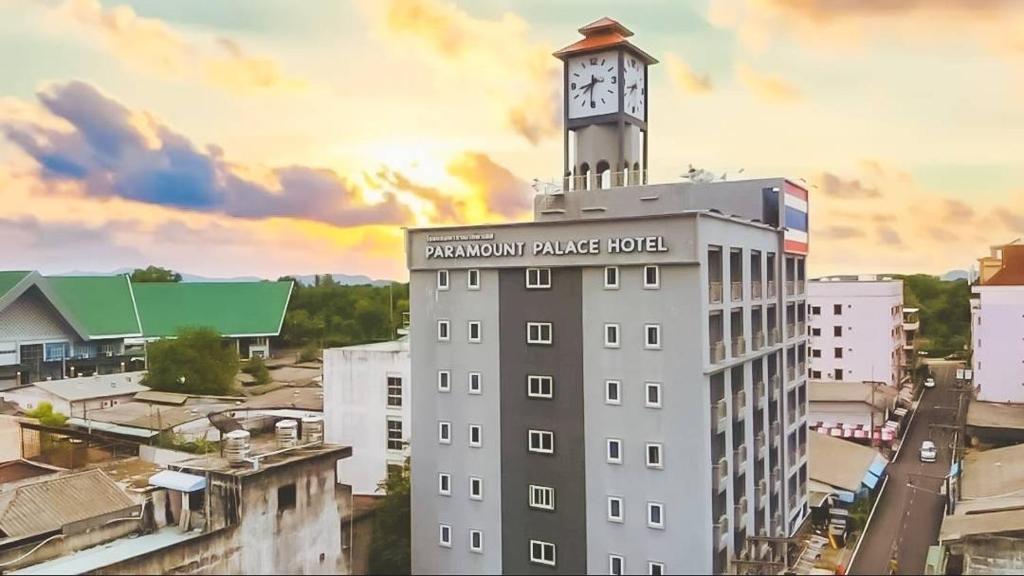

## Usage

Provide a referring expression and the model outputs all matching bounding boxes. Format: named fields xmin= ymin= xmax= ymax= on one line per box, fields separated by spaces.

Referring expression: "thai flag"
xmin=783 ymin=182 xmax=808 ymax=255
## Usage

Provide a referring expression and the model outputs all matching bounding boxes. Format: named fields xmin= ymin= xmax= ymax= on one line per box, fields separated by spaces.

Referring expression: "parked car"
xmin=924 ymin=377 xmax=936 ymax=389
xmin=920 ymin=440 xmax=937 ymax=463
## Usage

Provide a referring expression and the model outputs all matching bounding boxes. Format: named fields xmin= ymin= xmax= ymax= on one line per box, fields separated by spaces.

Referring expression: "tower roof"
xmin=554 ymin=17 xmax=658 ymax=64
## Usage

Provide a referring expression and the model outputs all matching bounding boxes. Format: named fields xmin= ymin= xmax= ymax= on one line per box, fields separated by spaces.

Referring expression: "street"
xmin=849 ymin=361 xmax=961 ymax=575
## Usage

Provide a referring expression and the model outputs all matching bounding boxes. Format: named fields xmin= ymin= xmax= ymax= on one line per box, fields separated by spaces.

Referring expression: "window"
xmin=43 ymin=342 xmax=68 ymax=362
xmin=438 ymin=473 xmax=451 ymax=496
xmin=605 ymin=323 xmax=620 ymax=348
xmin=811 ymin=327 xmax=821 ymax=337
xmin=649 ymin=562 xmax=665 ymax=576
xmin=610 ymin=555 xmax=625 ymax=575
xmin=833 ymin=368 xmax=843 ymax=381
xmin=437 ymin=370 xmax=451 ymax=392
xmin=468 ymin=321 xmax=482 ymax=343
xmin=604 ymin=266 xmax=619 ymax=289
xmin=438 ymin=421 xmax=451 ymax=444
xmin=468 ymin=372 xmax=482 ymax=395
xmin=437 ymin=320 xmax=450 ymax=341
xmin=645 ymin=324 xmax=661 ymax=349
xmin=526 ymin=268 xmax=552 ymax=289
xmin=467 ymin=269 xmax=480 ymax=290
xmin=646 ymin=443 xmax=663 ymax=469
xmin=833 ymin=326 xmax=842 ymax=337
xmin=387 ymin=376 xmax=402 ymax=407
xmin=834 ymin=347 xmax=843 ymax=359
xmin=437 ymin=270 xmax=449 ymax=290
xmin=439 ymin=524 xmax=452 ymax=548
xmin=387 ymin=418 xmax=403 ymax=450
xmin=530 ymin=540 xmax=556 ymax=566
xmin=529 ymin=485 xmax=555 ymax=510
xmin=527 ymin=322 xmax=553 ymax=345
xmin=469 ymin=424 xmax=482 ymax=448
xmin=643 ymin=265 xmax=660 ymax=289
xmin=277 ymin=483 xmax=296 ymax=512
xmin=647 ymin=502 xmax=664 ymax=529
xmin=469 ymin=529 xmax=483 ymax=553
xmin=598 ymin=380 xmax=620 ymax=405
xmin=528 ymin=375 xmax=554 ymax=399
xmin=529 ymin=430 xmax=554 ymax=454
xmin=811 ymin=370 xmax=822 ymax=379
xmin=645 ymin=382 xmax=662 ymax=408
xmin=469 ymin=477 xmax=483 ymax=500
xmin=810 ymin=306 xmax=821 ymax=315
xmin=834 ymin=304 xmax=843 ymax=315
xmin=606 ymin=438 xmax=622 ymax=464
xmin=607 ymin=497 xmax=624 ymax=523
xmin=811 ymin=349 xmax=821 ymax=358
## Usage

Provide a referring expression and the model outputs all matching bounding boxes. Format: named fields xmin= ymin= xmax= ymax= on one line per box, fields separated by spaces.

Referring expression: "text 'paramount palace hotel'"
xmin=407 ymin=18 xmax=810 ymax=576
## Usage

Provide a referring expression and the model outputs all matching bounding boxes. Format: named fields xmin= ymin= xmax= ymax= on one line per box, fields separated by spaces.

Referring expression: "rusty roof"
xmin=554 ymin=17 xmax=657 ymax=63
xmin=0 ymin=469 xmax=136 ymax=538
xmin=985 ymin=245 xmax=1024 ymax=286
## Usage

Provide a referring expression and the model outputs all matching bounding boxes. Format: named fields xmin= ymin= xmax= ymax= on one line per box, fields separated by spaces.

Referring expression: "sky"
xmin=0 ymin=0 xmax=1022 ymax=281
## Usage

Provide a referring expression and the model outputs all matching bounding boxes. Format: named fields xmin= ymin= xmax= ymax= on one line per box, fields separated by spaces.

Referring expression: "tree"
xmin=26 ymin=402 xmax=68 ymax=427
xmin=241 ymin=354 xmax=271 ymax=385
xmin=368 ymin=460 xmax=411 ymax=575
xmin=143 ymin=328 xmax=239 ymax=395
xmin=898 ymin=275 xmax=971 ymax=357
xmin=131 ymin=265 xmax=182 ymax=283
xmin=279 ymin=280 xmax=409 ymax=349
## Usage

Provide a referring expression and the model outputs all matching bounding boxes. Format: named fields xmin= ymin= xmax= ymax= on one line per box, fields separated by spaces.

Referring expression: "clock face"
xmin=623 ymin=54 xmax=646 ymax=120
xmin=567 ymin=51 xmax=620 ymax=119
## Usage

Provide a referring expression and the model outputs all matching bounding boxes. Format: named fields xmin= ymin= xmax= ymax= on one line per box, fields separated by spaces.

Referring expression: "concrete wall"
xmin=973 ymin=286 xmax=1024 ymax=402
xmin=324 ymin=343 xmax=411 ymax=495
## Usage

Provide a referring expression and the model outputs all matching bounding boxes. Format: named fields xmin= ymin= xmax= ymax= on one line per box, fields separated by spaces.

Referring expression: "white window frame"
xmin=644 ymin=324 xmax=662 ymax=349
xmin=528 ymin=375 xmax=554 ymax=399
xmin=646 ymin=443 xmax=664 ymax=469
xmin=604 ymin=266 xmax=619 ymax=289
xmin=439 ymin=524 xmax=452 ymax=547
xmin=645 ymin=382 xmax=662 ymax=408
xmin=437 ymin=370 xmax=451 ymax=392
xmin=607 ymin=496 xmax=624 ymax=523
xmin=604 ymin=323 xmax=620 ymax=348
xmin=469 ymin=529 xmax=483 ymax=553
xmin=437 ymin=270 xmax=449 ymax=291
xmin=387 ymin=417 xmax=403 ymax=451
xmin=468 ymin=320 xmax=482 ymax=343
xmin=648 ymin=562 xmax=666 ymax=576
xmin=529 ymin=485 xmax=555 ymax=511
xmin=606 ymin=438 xmax=623 ymax=464
xmin=387 ymin=375 xmax=403 ymax=408
xmin=468 ymin=424 xmax=482 ymax=448
xmin=437 ymin=320 xmax=450 ymax=341
xmin=647 ymin=501 xmax=665 ymax=529
xmin=643 ymin=265 xmax=660 ymax=289
xmin=438 ymin=473 xmax=451 ymax=496
xmin=527 ymin=322 xmax=553 ymax=345
xmin=610 ymin=554 xmax=625 ymax=576
xmin=605 ymin=380 xmax=621 ymax=405
xmin=469 ymin=477 xmax=483 ymax=501
xmin=529 ymin=430 xmax=554 ymax=454
xmin=467 ymin=268 xmax=480 ymax=290
xmin=526 ymin=267 xmax=552 ymax=289
xmin=468 ymin=372 xmax=482 ymax=395
xmin=530 ymin=540 xmax=556 ymax=567
xmin=438 ymin=421 xmax=451 ymax=445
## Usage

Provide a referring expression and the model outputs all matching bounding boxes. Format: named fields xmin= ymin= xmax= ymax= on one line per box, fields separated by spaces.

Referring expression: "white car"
xmin=924 ymin=377 xmax=936 ymax=389
xmin=920 ymin=440 xmax=937 ymax=463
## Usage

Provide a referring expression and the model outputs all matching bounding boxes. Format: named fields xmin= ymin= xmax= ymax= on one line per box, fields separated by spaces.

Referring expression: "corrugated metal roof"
xmin=962 ymin=443 xmax=1024 ymax=499
xmin=47 ymin=276 xmax=142 ymax=337
xmin=0 ymin=469 xmax=136 ymax=538
xmin=133 ymin=390 xmax=189 ymax=405
xmin=0 ymin=271 xmax=32 ymax=301
xmin=132 ymin=281 xmax=292 ymax=338
xmin=33 ymin=373 xmax=149 ymax=402
xmin=809 ymin=433 xmax=887 ymax=493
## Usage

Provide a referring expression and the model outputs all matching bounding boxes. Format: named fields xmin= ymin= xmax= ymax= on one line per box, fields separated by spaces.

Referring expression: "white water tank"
xmin=301 ymin=416 xmax=324 ymax=445
xmin=276 ymin=419 xmax=299 ymax=449
xmin=225 ymin=430 xmax=251 ymax=466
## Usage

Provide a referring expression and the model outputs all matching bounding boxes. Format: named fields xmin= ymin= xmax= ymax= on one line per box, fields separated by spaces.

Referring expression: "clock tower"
xmin=554 ymin=18 xmax=657 ymax=190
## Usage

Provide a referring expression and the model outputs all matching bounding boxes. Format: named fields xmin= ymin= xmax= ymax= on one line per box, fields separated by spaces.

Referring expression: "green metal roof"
xmin=46 ymin=275 xmax=143 ymax=337
xmin=0 ymin=271 xmax=31 ymax=300
xmin=132 ymin=281 xmax=292 ymax=338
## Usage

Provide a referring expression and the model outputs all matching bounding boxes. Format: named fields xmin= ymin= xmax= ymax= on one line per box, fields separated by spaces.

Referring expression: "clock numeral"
xmin=571 ymin=82 xmax=576 ymax=89
xmin=590 ymin=101 xmax=596 ymax=109
xmin=590 ymin=57 xmax=598 ymax=65
xmin=611 ymin=76 xmax=616 ymax=84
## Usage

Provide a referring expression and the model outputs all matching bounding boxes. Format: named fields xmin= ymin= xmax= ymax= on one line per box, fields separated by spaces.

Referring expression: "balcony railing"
xmin=799 ymin=442 xmax=807 ymax=460
xmin=756 ymin=433 xmax=767 ymax=460
xmin=788 ymin=494 xmax=797 ymax=511
xmin=732 ymin=336 xmax=746 ymax=358
xmin=561 ymin=169 xmax=649 ymax=191
xmin=797 ymin=280 xmax=806 ymax=295
xmin=734 ymin=391 xmax=746 ymax=419
xmin=709 ymin=282 xmax=723 ymax=304
xmin=771 ymin=468 xmax=782 ymax=495
xmin=798 ymin=362 xmax=807 ymax=378
xmin=798 ymin=402 xmax=807 ymax=420
xmin=786 ymin=324 xmax=795 ymax=339
xmin=754 ymin=381 xmax=766 ymax=407
xmin=785 ymin=281 xmax=795 ymax=296
xmin=768 ymin=280 xmax=777 ymax=298
xmin=710 ymin=341 xmax=726 ymax=364
xmin=769 ymin=376 xmax=781 ymax=402
xmin=731 ymin=282 xmax=744 ymax=302
xmin=737 ymin=497 xmax=749 ymax=518
xmin=753 ymin=331 xmax=765 ymax=350
xmin=735 ymin=445 xmax=748 ymax=472
xmin=797 ymin=321 xmax=806 ymax=336
xmin=787 ymin=409 xmax=797 ymax=427
xmin=752 ymin=281 xmax=763 ymax=300
xmin=769 ymin=328 xmax=780 ymax=346
xmin=717 ymin=517 xmax=730 ymax=549
xmin=787 ymin=366 xmax=796 ymax=382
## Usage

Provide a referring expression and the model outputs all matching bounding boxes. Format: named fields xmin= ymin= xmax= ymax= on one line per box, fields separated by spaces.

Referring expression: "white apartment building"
xmin=972 ymin=241 xmax=1024 ymax=403
xmin=324 ymin=337 xmax=411 ymax=495
xmin=807 ymin=276 xmax=904 ymax=387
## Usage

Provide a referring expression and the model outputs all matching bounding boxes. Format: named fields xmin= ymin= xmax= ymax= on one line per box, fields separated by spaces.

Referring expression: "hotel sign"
xmin=425 ymin=235 xmax=669 ymax=260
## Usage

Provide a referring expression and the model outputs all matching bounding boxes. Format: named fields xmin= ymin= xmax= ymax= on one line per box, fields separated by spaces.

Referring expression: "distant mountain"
xmin=52 ymin=269 xmax=394 ymax=286
xmin=940 ymin=269 xmax=970 ymax=282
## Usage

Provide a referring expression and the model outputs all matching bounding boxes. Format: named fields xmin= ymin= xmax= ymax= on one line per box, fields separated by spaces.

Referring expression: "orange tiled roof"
xmin=986 ymin=245 xmax=1024 ymax=286
xmin=554 ymin=17 xmax=658 ymax=64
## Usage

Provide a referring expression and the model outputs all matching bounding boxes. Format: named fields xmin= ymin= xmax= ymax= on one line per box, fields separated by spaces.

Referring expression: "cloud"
xmin=0 ymin=215 xmax=144 ymax=266
xmin=762 ymin=0 xmax=1008 ymax=22
xmin=369 ymin=0 xmax=560 ymax=145
xmin=736 ymin=63 xmax=800 ymax=102
xmin=877 ymin=225 xmax=904 ymax=246
xmin=943 ymin=199 xmax=976 ymax=222
xmin=817 ymin=225 xmax=864 ymax=239
xmin=993 ymin=206 xmax=1024 ymax=232
xmin=446 ymin=152 xmax=532 ymax=219
xmin=818 ymin=172 xmax=881 ymax=198
xmin=664 ymin=53 xmax=713 ymax=94
xmin=53 ymin=0 xmax=304 ymax=93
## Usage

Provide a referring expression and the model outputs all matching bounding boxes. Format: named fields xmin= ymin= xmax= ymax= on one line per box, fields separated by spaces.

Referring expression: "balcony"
xmin=786 ymin=324 xmax=795 ymax=339
xmin=734 ymin=390 xmax=747 ymax=417
xmin=756 ymin=480 xmax=767 ymax=506
xmin=753 ymin=331 xmax=765 ymax=350
xmin=788 ymin=494 xmax=797 ymax=511
xmin=798 ymin=402 xmax=807 ymax=421
xmin=716 ymin=458 xmax=729 ymax=493
xmin=770 ymin=422 xmax=781 ymax=447
xmin=713 ymin=400 xmax=728 ymax=434
xmin=903 ymin=319 xmax=920 ymax=332
xmin=903 ymin=340 xmax=915 ymax=351
xmin=769 ymin=376 xmax=781 ymax=402
xmin=768 ymin=280 xmax=777 ymax=298
xmin=754 ymin=381 xmax=766 ymax=408
xmin=709 ymin=282 xmax=723 ymax=304
xmin=798 ymin=362 xmax=807 ymax=378
xmin=752 ymin=281 xmax=763 ymax=300
xmin=735 ymin=445 xmax=748 ymax=473
xmin=771 ymin=468 xmax=782 ymax=495
xmin=785 ymin=281 xmax=795 ymax=296
xmin=737 ymin=496 xmax=749 ymax=518
xmin=732 ymin=336 xmax=746 ymax=358
xmin=769 ymin=328 xmax=781 ymax=346
xmin=710 ymin=341 xmax=726 ymax=364
xmin=787 ymin=366 xmax=796 ymax=382
xmin=797 ymin=280 xmax=806 ymax=295
xmin=731 ymin=282 xmax=744 ymax=302
xmin=756 ymin=433 xmax=767 ymax=461
xmin=717 ymin=516 xmax=730 ymax=550
xmin=787 ymin=409 xmax=797 ymax=427
xmin=799 ymin=442 xmax=807 ymax=461
xmin=797 ymin=321 xmax=806 ymax=337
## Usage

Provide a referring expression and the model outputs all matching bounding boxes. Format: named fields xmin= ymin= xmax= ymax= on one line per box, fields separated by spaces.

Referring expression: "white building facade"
xmin=807 ymin=276 xmax=904 ymax=387
xmin=323 ymin=338 xmax=411 ymax=495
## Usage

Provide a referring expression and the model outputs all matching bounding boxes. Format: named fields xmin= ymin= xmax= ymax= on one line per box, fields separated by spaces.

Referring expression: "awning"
xmin=868 ymin=455 xmax=888 ymax=477
xmin=149 ymin=470 xmax=207 ymax=492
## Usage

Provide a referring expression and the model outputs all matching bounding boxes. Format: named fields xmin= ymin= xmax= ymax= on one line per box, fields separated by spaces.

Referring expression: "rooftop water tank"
xmin=301 ymin=416 xmax=324 ymax=446
xmin=276 ymin=419 xmax=299 ymax=449
xmin=224 ymin=429 xmax=251 ymax=466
